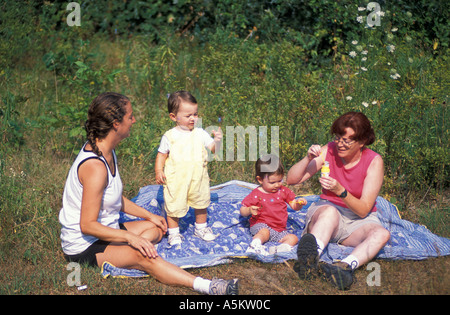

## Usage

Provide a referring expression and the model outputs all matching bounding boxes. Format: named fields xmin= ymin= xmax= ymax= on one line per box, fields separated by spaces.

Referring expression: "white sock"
xmin=168 ymin=227 xmax=180 ymax=235
xmin=316 ymin=238 xmax=325 ymax=257
xmin=193 ymin=277 xmax=211 ymax=294
xmin=250 ymin=238 xmax=262 ymax=248
xmin=341 ymin=255 xmax=360 ymax=270
xmin=195 ymin=222 xmax=207 ymax=230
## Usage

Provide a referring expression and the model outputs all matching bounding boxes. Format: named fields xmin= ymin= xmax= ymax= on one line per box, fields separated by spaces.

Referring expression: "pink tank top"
xmin=320 ymin=142 xmax=380 ymax=212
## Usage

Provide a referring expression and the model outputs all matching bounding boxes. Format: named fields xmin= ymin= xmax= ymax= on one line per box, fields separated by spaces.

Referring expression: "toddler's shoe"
xmin=168 ymin=233 xmax=183 ymax=246
xmin=268 ymin=243 xmax=293 ymax=255
xmin=246 ymin=244 xmax=270 ymax=256
xmin=194 ymin=226 xmax=217 ymax=241
xmin=209 ymin=278 xmax=239 ymax=295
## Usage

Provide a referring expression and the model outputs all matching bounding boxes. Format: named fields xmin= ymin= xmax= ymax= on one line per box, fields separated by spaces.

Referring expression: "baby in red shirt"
xmin=240 ymin=154 xmax=306 ymax=255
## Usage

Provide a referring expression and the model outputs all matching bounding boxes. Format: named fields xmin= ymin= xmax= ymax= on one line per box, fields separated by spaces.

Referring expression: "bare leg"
xmin=280 ymin=233 xmax=299 ymax=247
xmin=123 ymin=220 xmax=164 ymax=243
xmin=96 ymin=244 xmax=196 ymax=288
xmin=253 ymin=228 xmax=270 ymax=244
xmin=167 ymin=216 xmax=179 ymax=229
xmin=307 ymin=205 xmax=340 ymax=246
xmin=195 ymin=208 xmax=207 ymax=224
xmin=341 ymin=224 xmax=390 ymax=266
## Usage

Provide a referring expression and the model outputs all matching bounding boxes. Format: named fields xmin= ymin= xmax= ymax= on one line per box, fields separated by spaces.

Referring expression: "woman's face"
xmin=334 ymin=127 xmax=364 ymax=159
xmin=116 ymin=101 xmax=136 ymax=139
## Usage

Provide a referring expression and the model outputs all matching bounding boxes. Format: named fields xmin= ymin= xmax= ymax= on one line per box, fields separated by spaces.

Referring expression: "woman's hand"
xmin=318 ymin=176 xmax=345 ymax=196
xmin=126 ymin=232 xmax=159 ymax=259
xmin=307 ymin=144 xmax=322 ymax=161
xmin=147 ymin=213 xmax=168 ymax=234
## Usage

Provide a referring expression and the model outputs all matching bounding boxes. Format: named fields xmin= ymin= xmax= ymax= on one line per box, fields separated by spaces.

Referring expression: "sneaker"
xmin=293 ymin=233 xmax=319 ymax=280
xmin=246 ymin=244 xmax=270 ymax=256
xmin=319 ymin=261 xmax=354 ymax=290
xmin=194 ymin=226 xmax=216 ymax=241
xmin=268 ymin=243 xmax=293 ymax=255
xmin=168 ymin=233 xmax=183 ymax=246
xmin=209 ymin=278 xmax=239 ymax=295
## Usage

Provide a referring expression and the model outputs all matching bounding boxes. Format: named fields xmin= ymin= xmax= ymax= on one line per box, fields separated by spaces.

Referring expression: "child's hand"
xmin=212 ymin=127 xmax=223 ymax=143
xmin=290 ymin=198 xmax=307 ymax=211
xmin=155 ymin=170 xmax=166 ymax=185
xmin=250 ymin=205 xmax=261 ymax=216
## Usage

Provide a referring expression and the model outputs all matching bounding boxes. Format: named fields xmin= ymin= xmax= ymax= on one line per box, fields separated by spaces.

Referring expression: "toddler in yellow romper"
xmin=155 ymin=91 xmax=222 ymax=246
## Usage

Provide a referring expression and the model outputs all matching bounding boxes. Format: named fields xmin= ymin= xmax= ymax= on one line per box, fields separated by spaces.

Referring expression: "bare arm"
xmin=320 ymin=155 xmax=384 ymax=218
xmin=121 ymin=196 xmax=167 ymax=234
xmin=286 ymin=144 xmax=327 ymax=185
xmin=208 ymin=127 xmax=222 ymax=154
xmin=79 ymin=159 xmax=129 ymax=243
xmin=155 ymin=152 xmax=168 ymax=184
xmin=78 ymin=159 xmax=157 ymax=258
xmin=240 ymin=205 xmax=260 ymax=217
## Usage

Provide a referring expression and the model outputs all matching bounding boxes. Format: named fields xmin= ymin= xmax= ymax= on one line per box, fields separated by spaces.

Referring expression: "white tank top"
xmin=59 ymin=143 xmax=123 ymax=255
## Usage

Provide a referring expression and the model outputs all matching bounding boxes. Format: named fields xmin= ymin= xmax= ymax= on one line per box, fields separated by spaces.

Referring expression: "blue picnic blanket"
xmin=101 ymin=180 xmax=450 ymax=278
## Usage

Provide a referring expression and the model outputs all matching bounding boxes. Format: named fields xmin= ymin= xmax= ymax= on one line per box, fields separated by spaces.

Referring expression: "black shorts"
xmin=64 ymin=223 xmax=127 ymax=267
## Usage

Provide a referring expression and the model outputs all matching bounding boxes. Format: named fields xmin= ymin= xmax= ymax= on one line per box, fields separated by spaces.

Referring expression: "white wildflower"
xmin=349 ymin=51 xmax=357 ymax=58
xmin=358 ymin=7 xmax=366 ymax=11
xmin=361 ymin=67 xmax=368 ymax=71
xmin=361 ymin=57 xmax=367 ymax=61
xmin=361 ymin=50 xmax=368 ymax=55
xmin=377 ymin=11 xmax=385 ymax=17
xmin=362 ymin=102 xmax=369 ymax=107
xmin=372 ymin=100 xmax=378 ymax=105
xmin=357 ymin=16 xmax=364 ymax=23
xmin=391 ymin=27 xmax=398 ymax=32
xmin=387 ymin=44 xmax=396 ymax=53
xmin=346 ymin=96 xmax=353 ymax=100
xmin=352 ymin=40 xmax=358 ymax=45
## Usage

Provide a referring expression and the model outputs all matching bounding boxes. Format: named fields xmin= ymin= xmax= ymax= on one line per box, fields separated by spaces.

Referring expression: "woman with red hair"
xmin=287 ymin=111 xmax=390 ymax=290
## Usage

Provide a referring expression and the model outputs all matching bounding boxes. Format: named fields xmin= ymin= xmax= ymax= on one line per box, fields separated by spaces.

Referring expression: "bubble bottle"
xmin=321 ymin=161 xmax=330 ymax=177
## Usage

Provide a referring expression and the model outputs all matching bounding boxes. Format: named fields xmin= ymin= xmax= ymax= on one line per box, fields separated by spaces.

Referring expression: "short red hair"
xmin=331 ymin=111 xmax=375 ymax=145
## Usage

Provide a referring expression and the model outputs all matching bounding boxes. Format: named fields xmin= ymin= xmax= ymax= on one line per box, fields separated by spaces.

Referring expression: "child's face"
xmin=257 ymin=173 xmax=283 ymax=193
xmin=170 ymin=101 xmax=198 ymax=131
